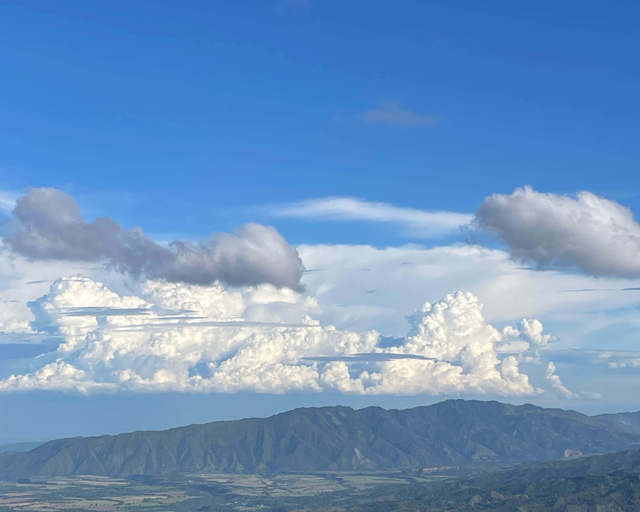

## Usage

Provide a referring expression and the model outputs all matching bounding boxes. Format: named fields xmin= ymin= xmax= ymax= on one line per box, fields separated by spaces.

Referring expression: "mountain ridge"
xmin=2 ymin=399 xmax=640 ymax=481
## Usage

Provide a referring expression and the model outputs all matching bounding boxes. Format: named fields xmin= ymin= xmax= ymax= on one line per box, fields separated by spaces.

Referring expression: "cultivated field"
xmin=0 ymin=471 xmax=434 ymax=511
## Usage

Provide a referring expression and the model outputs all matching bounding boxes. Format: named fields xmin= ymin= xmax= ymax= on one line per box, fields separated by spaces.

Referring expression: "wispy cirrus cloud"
xmin=361 ymin=101 xmax=439 ymax=128
xmin=271 ymin=197 xmax=472 ymax=238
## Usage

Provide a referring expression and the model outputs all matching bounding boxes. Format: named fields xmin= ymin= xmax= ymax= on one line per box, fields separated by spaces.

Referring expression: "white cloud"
xmin=272 ymin=197 xmax=472 ymax=238
xmin=0 ymin=360 xmax=111 ymax=394
xmin=545 ymin=362 xmax=575 ymax=399
xmin=0 ymin=276 xmax=559 ymax=397
xmin=0 ymin=240 xmax=112 ymax=335
xmin=476 ymin=186 xmax=640 ymax=278
xmin=361 ymin=101 xmax=439 ymax=128
xmin=336 ymin=292 xmax=540 ymax=396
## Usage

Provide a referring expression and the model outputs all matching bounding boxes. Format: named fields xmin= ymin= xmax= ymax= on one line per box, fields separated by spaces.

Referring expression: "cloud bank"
xmin=5 ymin=188 xmax=303 ymax=289
xmin=0 ymin=276 xmax=564 ymax=397
xmin=476 ymin=186 xmax=640 ymax=278
xmin=0 ymin=185 xmax=628 ymax=400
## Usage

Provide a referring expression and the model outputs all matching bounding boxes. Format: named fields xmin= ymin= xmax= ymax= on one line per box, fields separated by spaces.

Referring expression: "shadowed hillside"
xmin=347 ymin=447 xmax=640 ymax=511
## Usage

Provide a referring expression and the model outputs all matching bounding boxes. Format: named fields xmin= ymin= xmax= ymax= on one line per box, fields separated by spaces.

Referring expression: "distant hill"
xmin=350 ymin=448 xmax=640 ymax=511
xmin=1 ymin=400 xmax=640 ymax=480
xmin=477 ymin=446 xmax=640 ymax=486
xmin=594 ymin=410 xmax=640 ymax=436
xmin=354 ymin=444 xmax=640 ymax=511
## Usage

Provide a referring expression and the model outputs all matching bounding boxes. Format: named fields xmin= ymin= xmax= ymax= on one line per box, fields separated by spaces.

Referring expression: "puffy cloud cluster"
xmin=324 ymin=292 xmax=540 ymax=396
xmin=0 ymin=276 xmax=563 ymax=397
xmin=5 ymin=188 xmax=303 ymax=289
xmin=475 ymin=186 xmax=640 ymax=278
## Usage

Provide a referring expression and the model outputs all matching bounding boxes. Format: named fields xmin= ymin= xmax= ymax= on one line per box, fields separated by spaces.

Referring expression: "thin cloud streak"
xmin=561 ymin=288 xmax=640 ymax=293
xmin=303 ymin=353 xmax=438 ymax=362
xmin=110 ymin=319 xmax=323 ymax=333
xmin=51 ymin=307 xmax=199 ymax=317
xmin=271 ymin=197 xmax=472 ymax=238
xmin=361 ymin=101 xmax=439 ymax=128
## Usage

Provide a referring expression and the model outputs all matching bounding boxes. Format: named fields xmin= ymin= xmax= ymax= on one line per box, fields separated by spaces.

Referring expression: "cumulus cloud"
xmin=338 ymin=292 xmax=540 ymax=396
xmin=545 ymin=362 xmax=575 ymax=399
xmin=271 ymin=197 xmax=472 ymax=238
xmin=0 ymin=239 xmax=112 ymax=335
xmin=4 ymin=188 xmax=303 ymax=289
xmin=0 ymin=276 xmax=564 ymax=397
xmin=361 ymin=101 xmax=439 ymax=128
xmin=475 ymin=186 xmax=640 ymax=278
xmin=0 ymin=360 xmax=110 ymax=394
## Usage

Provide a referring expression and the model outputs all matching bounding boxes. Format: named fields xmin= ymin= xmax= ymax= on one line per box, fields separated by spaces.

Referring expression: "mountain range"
xmin=2 ymin=400 xmax=640 ymax=480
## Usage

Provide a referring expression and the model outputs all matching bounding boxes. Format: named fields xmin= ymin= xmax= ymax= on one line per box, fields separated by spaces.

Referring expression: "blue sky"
xmin=1 ymin=0 xmax=640 ymax=443
xmin=2 ymin=0 xmax=639 ymax=237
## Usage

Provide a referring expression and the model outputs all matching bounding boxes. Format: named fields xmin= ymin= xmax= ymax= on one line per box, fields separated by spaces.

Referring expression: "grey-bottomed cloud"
xmin=475 ymin=186 xmax=640 ymax=278
xmin=5 ymin=188 xmax=303 ymax=289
